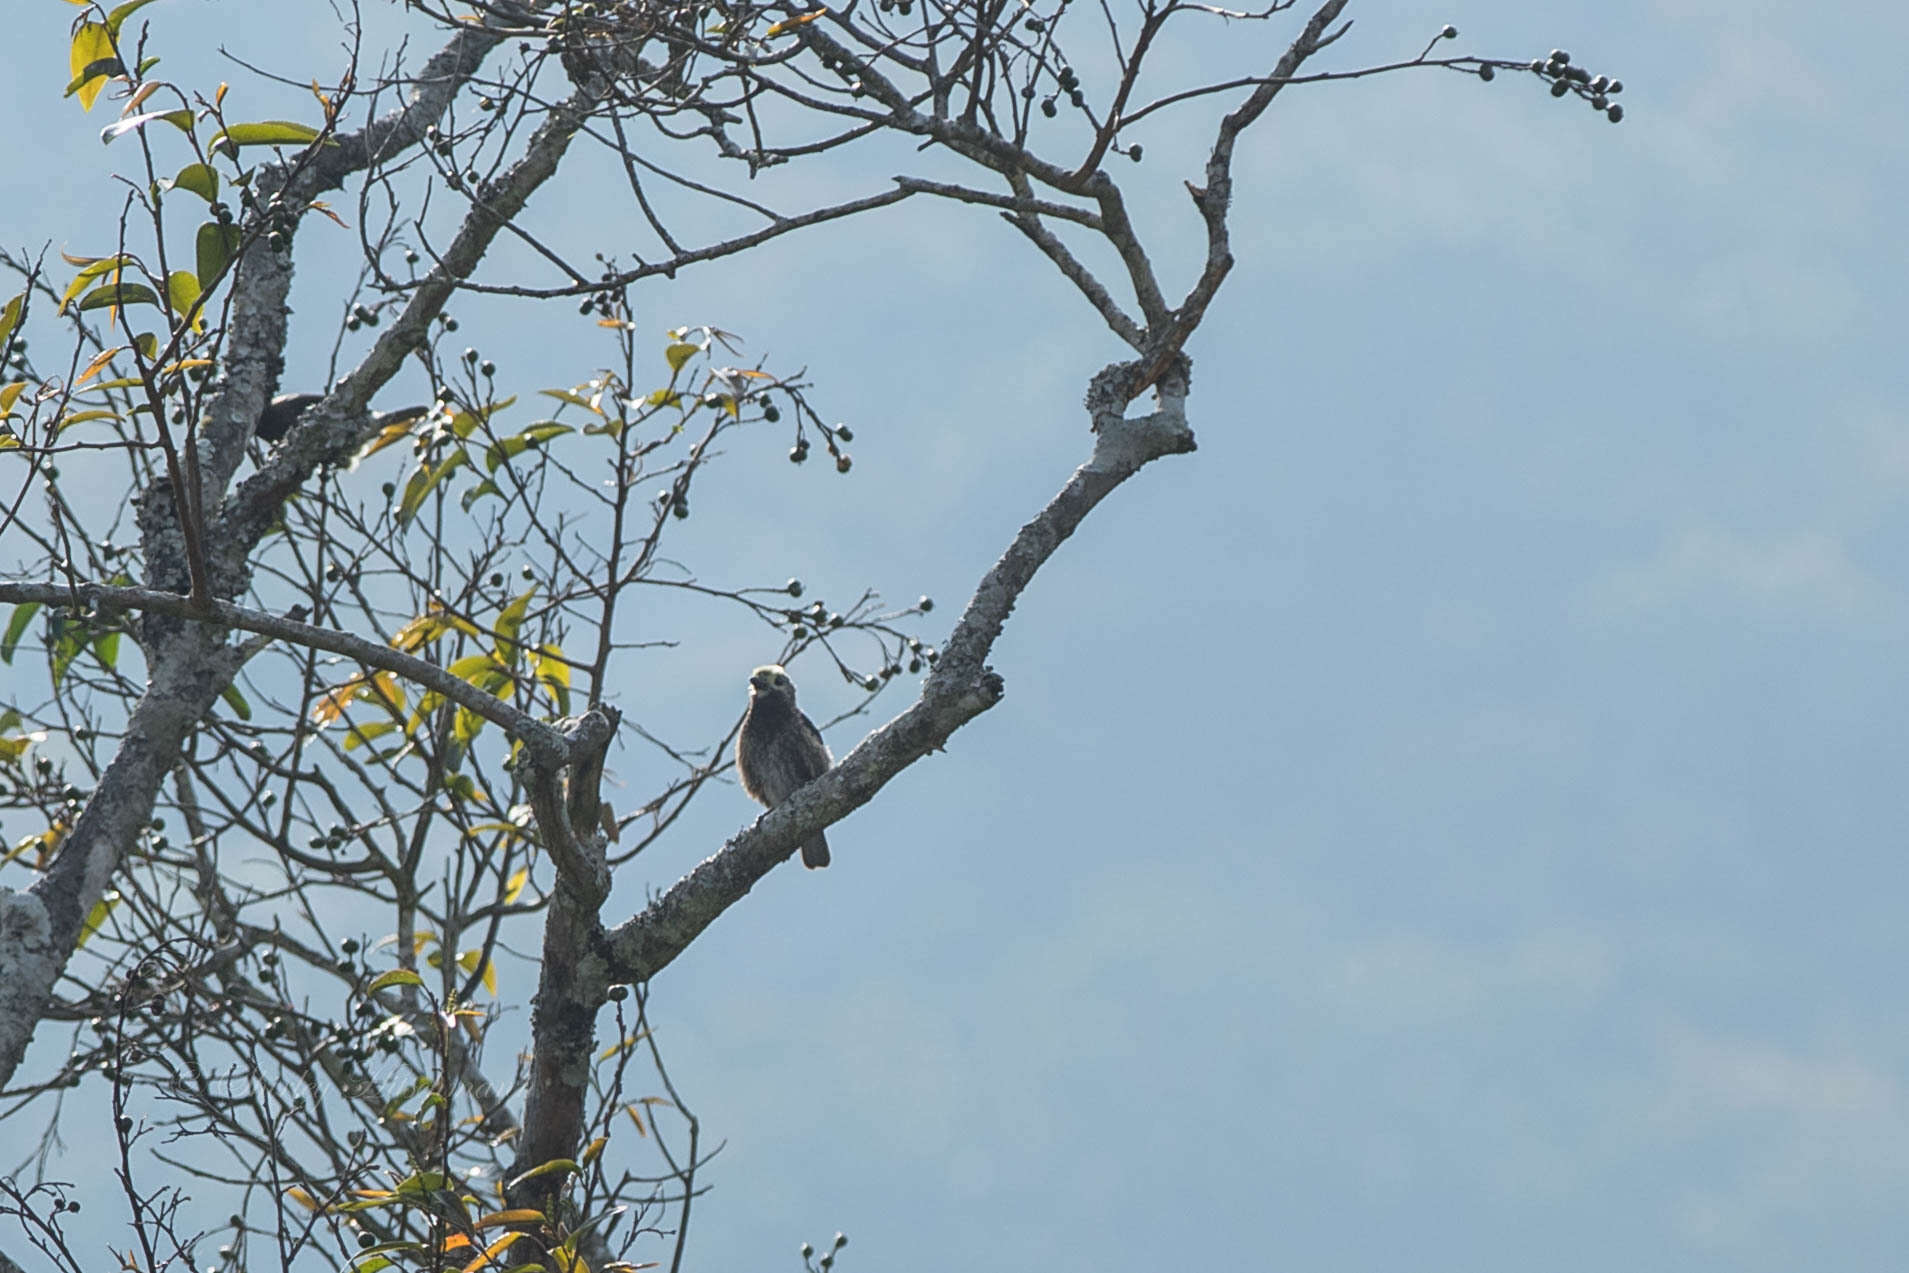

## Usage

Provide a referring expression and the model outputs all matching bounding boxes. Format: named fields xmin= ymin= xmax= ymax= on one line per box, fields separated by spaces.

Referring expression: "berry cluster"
xmin=1519 ymin=49 xmax=1625 ymax=122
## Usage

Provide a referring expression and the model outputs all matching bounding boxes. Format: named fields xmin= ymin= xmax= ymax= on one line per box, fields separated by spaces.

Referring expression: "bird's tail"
xmin=801 ymin=832 xmax=830 ymax=869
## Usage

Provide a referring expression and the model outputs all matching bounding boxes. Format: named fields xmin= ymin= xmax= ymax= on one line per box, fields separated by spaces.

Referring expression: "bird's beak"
xmin=748 ymin=672 xmax=770 ymax=692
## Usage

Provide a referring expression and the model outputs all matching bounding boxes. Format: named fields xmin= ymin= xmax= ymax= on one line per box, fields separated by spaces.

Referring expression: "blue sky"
xmin=6 ymin=1 xmax=1908 ymax=1270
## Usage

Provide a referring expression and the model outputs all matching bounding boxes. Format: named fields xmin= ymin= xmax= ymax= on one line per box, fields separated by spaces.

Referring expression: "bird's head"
xmin=748 ymin=664 xmax=795 ymax=700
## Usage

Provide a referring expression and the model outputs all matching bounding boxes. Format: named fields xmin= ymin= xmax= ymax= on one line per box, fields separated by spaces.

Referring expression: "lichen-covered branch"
xmin=602 ymin=366 xmax=1197 ymax=984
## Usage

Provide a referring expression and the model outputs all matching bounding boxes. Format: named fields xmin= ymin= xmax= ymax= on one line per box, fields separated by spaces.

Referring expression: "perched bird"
xmin=255 ymin=392 xmax=324 ymax=442
xmin=254 ymin=393 xmax=429 ymax=443
xmin=736 ymin=664 xmax=833 ymax=868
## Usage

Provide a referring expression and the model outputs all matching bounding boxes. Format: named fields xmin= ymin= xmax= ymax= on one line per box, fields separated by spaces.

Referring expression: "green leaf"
xmin=0 ymin=293 xmax=24 ymax=351
xmin=459 ymin=478 xmax=501 ymax=513
xmin=48 ymin=614 xmax=87 ymax=690
xmin=164 ymin=270 xmax=203 ymax=331
xmin=1 ymin=603 xmax=40 ymax=664
xmin=90 ymin=629 xmax=120 ymax=672
xmin=58 ymin=255 xmax=134 ymax=314
xmin=443 ymin=772 xmax=484 ymax=804
xmin=105 ymin=0 xmax=162 ymax=35
xmin=447 ymin=652 xmax=511 ymax=694
xmin=195 ymin=221 xmax=242 ymax=291
xmin=664 ymin=341 xmax=701 ymax=373
xmin=532 ymin=644 xmax=571 ymax=715
xmin=220 ymin=683 xmax=252 ymax=721
xmin=381 ymin=1079 xmax=435 ymax=1122
xmin=539 ymin=387 xmax=602 ymax=414
xmin=482 ymin=422 xmax=573 ymax=472
xmin=66 ymin=23 xmax=119 ymax=111
xmin=166 ymin=162 xmax=219 ymax=203
xmin=76 ymin=280 xmax=162 ymax=313
xmin=493 ymin=589 xmax=535 ymax=648
xmin=447 ymin=394 xmax=516 ymax=439
xmin=396 ymin=450 xmax=470 ymax=526
xmin=209 ymin=119 xmax=322 ymax=154
xmin=100 ymin=109 xmax=193 ymax=144
xmin=452 ymin=706 xmax=485 ymax=745
xmin=344 ymin=719 xmax=396 ymax=751
xmin=366 ymin=969 xmax=424 ymax=994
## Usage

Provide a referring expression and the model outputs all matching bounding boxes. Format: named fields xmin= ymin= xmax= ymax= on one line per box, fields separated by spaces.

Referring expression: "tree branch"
xmin=0 ymin=580 xmax=570 ymax=765
xmin=602 ymin=362 xmax=1197 ymax=983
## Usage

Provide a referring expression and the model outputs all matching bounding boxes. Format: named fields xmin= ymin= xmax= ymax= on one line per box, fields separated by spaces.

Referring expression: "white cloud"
xmin=1649 ymin=1028 xmax=1909 ymax=1250
xmin=1663 ymin=1030 xmax=1901 ymax=1119
xmin=1583 ymin=527 xmax=1907 ymax=630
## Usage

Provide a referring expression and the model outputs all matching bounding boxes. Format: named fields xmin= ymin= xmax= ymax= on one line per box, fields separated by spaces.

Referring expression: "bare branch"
xmin=604 ymin=363 xmax=1197 ymax=983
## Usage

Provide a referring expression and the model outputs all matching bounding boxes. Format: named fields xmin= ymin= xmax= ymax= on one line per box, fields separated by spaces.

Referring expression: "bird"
xmin=736 ymin=664 xmax=833 ymax=868
xmin=255 ymin=392 xmax=324 ymax=442
xmin=255 ymin=393 xmax=429 ymax=442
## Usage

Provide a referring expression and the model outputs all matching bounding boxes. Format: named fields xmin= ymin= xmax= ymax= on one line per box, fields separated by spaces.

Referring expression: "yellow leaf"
xmin=369 ymin=671 xmax=405 ymax=710
xmin=165 ymin=271 xmax=204 ymax=332
xmin=358 ymin=415 xmax=426 ymax=460
xmin=539 ymin=387 xmax=603 ymax=415
xmin=0 ymin=292 xmax=24 ymax=350
xmin=764 ymin=8 xmax=826 ymax=36
xmin=75 ymin=345 xmax=124 ymax=387
xmin=449 ymin=651 xmax=511 ymax=691
xmin=455 ymin=949 xmax=497 ymax=996
xmin=493 ymin=589 xmax=535 ymax=648
xmin=77 ymin=890 xmax=121 ymax=948
xmin=366 ymin=968 xmax=424 ymax=993
xmin=580 ymin=1136 xmax=608 ymax=1165
xmin=67 ymin=22 xmax=120 ymax=112
xmin=461 ymin=1231 xmax=525 ymax=1272
xmin=597 ymin=1032 xmax=649 ymax=1061
xmin=392 ymin=602 xmax=482 ymax=650
xmin=58 ymin=255 xmax=131 ymax=314
xmin=503 ymin=867 xmax=529 ymax=904
xmin=0 ymin=731 xmax=45 ymax=765
xmin=472 ymin=1210 xmax=544 ymax=1230
xmin=453 ymin=706 xmax=486 ymax=745
xmin=284 ymin=1186 xmax=319 ymax=1212
xmin=55 ymin=408 xmax=123 ymax=435
xmin=505 ymin=1159 xmax=577 ymax=1188
xmin=624 ymin=1105 xmax=647 ymax=1137
xmin=663 ymin=341 xmax=700 ymax=373
xmin=310 ymin=674 xmax=364 ymax=724
xmin=343 ymin=719 xmax=396 ymax=751
xmin=530 ymin=643 xmax=570 ymax=713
